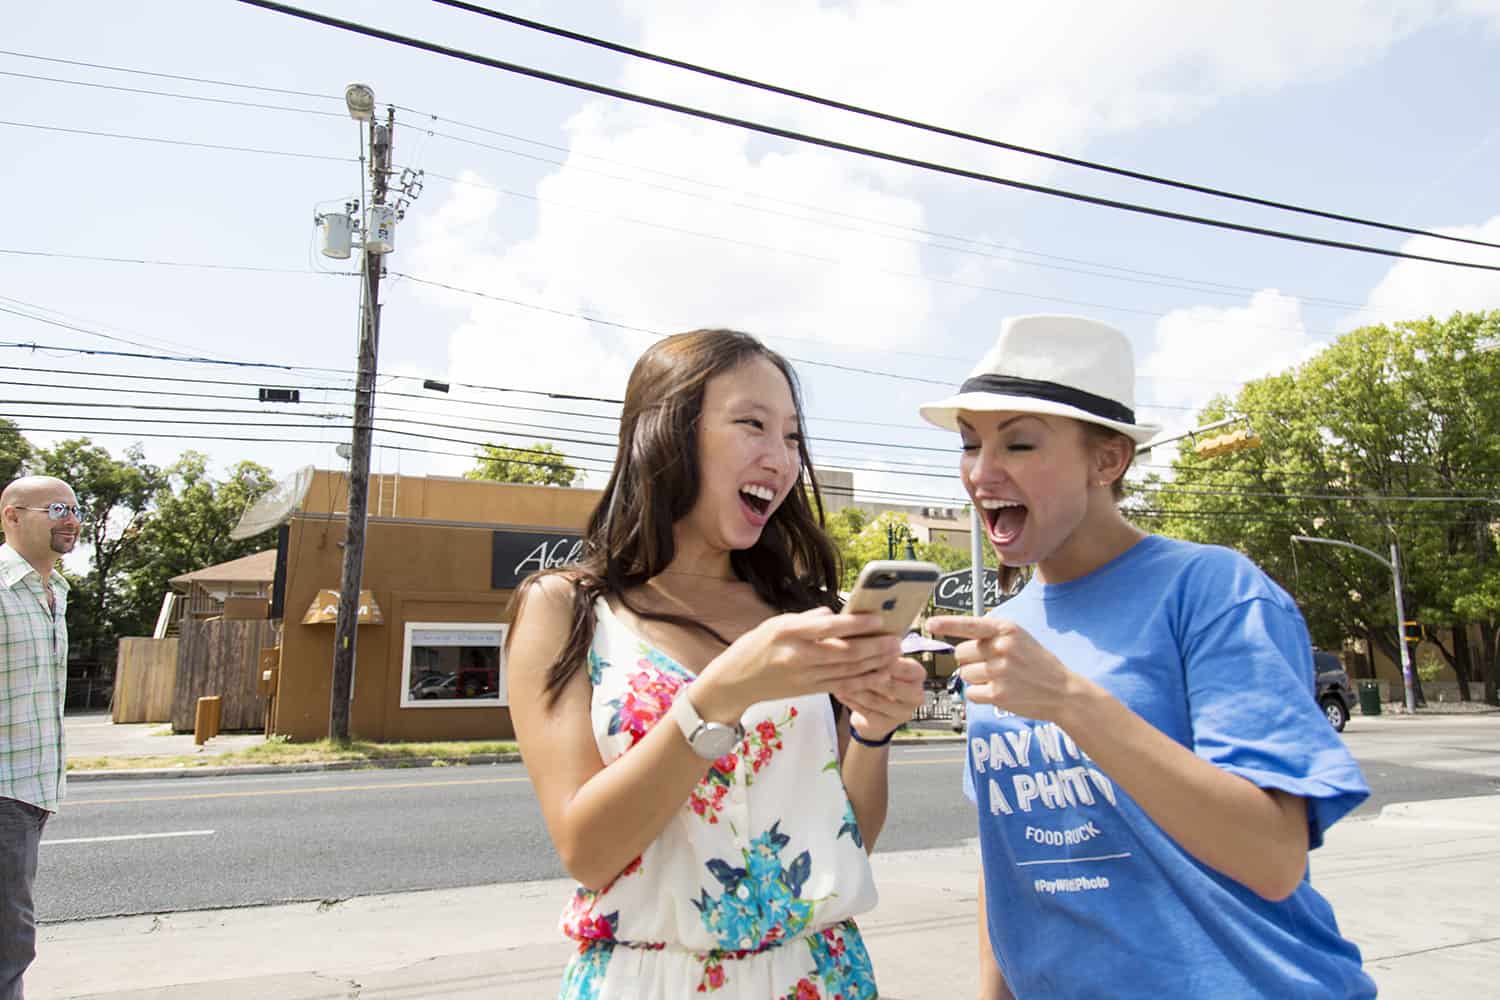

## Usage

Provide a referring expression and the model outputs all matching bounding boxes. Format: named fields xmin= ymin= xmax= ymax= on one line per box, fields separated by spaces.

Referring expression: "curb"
xmin=65 ymin=733 xmax=968 ymax=782
xmin=66 ymin=752 xmax=524 ymax=782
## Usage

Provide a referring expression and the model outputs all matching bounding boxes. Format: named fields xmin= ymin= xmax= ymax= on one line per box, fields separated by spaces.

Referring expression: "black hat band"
xmin=957 ymin=374 xmax=1136 ymax=425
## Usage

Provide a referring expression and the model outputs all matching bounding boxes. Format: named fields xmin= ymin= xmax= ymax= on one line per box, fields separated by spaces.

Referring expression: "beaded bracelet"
xmin=849 ymin=726 xmax=895 ymax=748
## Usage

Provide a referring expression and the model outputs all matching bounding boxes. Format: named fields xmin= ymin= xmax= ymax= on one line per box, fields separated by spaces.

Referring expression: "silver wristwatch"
xmin=670 ymin=689 xmax=744 ymax=760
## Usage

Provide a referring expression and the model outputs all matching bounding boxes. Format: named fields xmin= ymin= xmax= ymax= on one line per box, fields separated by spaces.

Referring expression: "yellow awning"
xmin=301 ymin=589 xmax=383 ymax=625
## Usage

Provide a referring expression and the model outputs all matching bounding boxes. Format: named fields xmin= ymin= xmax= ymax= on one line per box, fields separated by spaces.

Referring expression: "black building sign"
xmin=491 ymin=530 xmax=585 ymax=589
xmin=932 ymin=567 xmax=1003 ymax=613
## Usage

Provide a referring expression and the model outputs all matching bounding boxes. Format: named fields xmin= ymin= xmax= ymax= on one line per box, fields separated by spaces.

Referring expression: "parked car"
xmin=410 ymin=674 xmax=458 ymax=700
xmin=1314 ymin=649 xmax=1355 ymax=732
xmin=943 ymin=651 xmax=1356 ymax=733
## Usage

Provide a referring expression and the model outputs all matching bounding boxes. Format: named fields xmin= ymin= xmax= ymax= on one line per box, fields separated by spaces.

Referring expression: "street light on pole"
xmin=318 ymin=83 xmax=421 ymax=743
xmin=1290 ymin=534 xmax=1417 ymax=714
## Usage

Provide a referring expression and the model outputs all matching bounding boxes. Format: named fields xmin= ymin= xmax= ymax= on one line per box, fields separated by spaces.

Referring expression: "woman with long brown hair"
xmin=507 ymin=329 xmax=925 ymax=999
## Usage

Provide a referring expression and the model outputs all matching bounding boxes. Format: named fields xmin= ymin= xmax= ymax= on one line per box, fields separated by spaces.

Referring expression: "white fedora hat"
xmin=919 ymin=314 xmax=1160 ymax=445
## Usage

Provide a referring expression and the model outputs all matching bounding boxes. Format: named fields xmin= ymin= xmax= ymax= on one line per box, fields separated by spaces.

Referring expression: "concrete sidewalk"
xmin=31 ymin=795 xmax=1500 ymax=999
xmin=63 ymin=711 xmax=266 ymax=761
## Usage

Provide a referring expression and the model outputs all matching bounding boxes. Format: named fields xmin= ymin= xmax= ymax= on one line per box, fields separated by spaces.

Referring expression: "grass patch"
xmin=66 ymin=737 xmax=519 ymax=772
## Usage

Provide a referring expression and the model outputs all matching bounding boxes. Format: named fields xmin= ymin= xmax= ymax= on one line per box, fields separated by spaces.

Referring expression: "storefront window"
xmin=401 ymin=622 xmax=508 ymax=708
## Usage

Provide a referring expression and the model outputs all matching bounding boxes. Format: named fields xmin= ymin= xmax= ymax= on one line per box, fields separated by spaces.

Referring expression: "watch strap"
xmin=671 ymin=689 xmax=745 ymax=758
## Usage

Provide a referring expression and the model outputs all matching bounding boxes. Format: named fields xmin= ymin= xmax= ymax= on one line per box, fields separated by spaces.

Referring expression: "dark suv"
xmin=1313 ymin=649 xmax=1355 ymax=732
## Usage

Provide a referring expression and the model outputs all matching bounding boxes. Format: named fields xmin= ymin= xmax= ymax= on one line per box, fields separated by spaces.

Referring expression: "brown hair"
xmin=1079 ymin=422 xmax=1135 ymax=501
xmin=515 ymin=329 xmax=841 ymax=707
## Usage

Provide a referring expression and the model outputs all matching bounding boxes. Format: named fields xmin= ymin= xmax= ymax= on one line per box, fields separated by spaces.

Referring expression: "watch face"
xmin=692 ymin=724 xmax=740 ymax=759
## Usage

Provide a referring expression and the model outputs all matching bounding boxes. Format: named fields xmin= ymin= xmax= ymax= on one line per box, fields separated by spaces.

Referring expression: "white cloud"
xmin=410 ymin=115 xmax=946 ymax=397
xmin=1349 ymin=214 xmax=1500 ymax=328
xmin=1140 ymin=289 xmax=1324 ymax=430
xmin=411 ymin=0 xmax=1500 ymax=475
xmin=615 ymin=0 xmax=1494 ymax=182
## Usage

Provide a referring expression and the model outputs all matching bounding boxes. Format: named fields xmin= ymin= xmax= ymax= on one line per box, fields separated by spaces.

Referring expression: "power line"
xmin=0 ymin=364 xmax=948 ymax=441
xmin=13 ymin=383 xmax=1500 ymax=504
xmin=231 ymin=0 xmax=1500 ymax=273
xmin=14 ymin=341 xmax=1500 ymax=488
xmin=4 ymin=225 xmax=1343 ymax=362
xmin=391 ymin=270 xmax=1314 ymax=402
xmin=0 ymin=68 xmax=345 ymax=119
xmin=388 ymin=273 xmax=954 ymax=389
xmin=2 ymin=418 xmax=949 ymax=504
xmin=11 ymin=411 xmax=1493 ymax=521
xmin=417 ymin=172 xmax=1350 ymax=343
xmin=0 ymin=247 xmax=357 ymax=276
xmin=0 ymin=51 xmax=1384 ymax=314
xmin=406 ymin=120 xmax=1367 ymax=311
xmin=0 ymin=49 xmax=341 ymax=102
xmin=0 ymin=303 xmax=236 ymax=360
xmin=0 ymin=119 xmax=355 ymax=162
xmin=12 ymin=337 xmax=1500 ymax=485
xmin=417 ymin=161 xmax=1367 ymax=315
xmin=431 ymin=0 xmax=1500 ymax=255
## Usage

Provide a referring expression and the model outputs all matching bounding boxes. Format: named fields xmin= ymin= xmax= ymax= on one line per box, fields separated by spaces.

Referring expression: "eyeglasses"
xmin=14 ymin=503 xmax=88 ymax=522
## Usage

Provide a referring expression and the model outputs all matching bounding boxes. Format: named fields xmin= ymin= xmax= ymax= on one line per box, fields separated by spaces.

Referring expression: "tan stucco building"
xmin=267 ymin=470 xmax=600 ymax=742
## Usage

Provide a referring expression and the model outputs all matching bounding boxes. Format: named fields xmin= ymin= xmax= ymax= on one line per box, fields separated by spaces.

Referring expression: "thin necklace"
xmin=652 ymin=569 xmax=742 ymax=582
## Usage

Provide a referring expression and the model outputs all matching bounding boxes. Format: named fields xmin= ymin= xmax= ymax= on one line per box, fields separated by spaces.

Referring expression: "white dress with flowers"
xmin=556 ymin=598 xmax=881 ymax=1000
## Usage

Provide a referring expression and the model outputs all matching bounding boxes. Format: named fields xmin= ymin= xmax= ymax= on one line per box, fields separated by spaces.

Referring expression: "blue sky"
xmin=6 ymin=0 xmax=1500 ymax=517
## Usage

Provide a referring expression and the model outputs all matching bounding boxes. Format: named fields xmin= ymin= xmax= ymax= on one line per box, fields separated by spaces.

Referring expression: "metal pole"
xmin=1390 ymin=542 xmax=1417 ymax=714
xmin=1290 ymin=534 xmax=1417 ymax=714
xmin=329 ymin=107 xmax=392 ymax=743
xmin=970 ymin=507 xmax=984 ymax=617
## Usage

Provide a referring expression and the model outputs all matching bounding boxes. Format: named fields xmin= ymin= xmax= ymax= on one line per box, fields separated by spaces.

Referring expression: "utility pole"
xmin=329 ymin=92 xmax=393 ymax=743
xmin=970 ymin=507 xmax=984 ymax=616
xmin=1291 ymin=534 xmax=1418 ymax=715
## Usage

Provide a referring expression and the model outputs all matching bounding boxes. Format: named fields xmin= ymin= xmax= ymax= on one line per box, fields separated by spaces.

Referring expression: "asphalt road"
xmin=37 ymin=715 xmax=1500 ymax=922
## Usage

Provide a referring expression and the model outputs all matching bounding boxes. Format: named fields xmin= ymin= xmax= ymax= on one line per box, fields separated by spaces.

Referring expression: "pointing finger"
xmin=926 ymin=615 xmax=1008 ymax=640
xmin=958 ymin=663 xmax=994 ymax=687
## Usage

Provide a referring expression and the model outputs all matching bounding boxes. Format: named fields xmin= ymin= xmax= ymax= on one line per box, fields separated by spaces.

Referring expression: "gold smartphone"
xmin=844 ymin=560 xmax=941 ymax=635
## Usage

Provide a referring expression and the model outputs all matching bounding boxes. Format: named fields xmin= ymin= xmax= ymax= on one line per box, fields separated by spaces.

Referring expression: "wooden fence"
xmin=112 ymin=638 xmax=179 ymax=723
xmin=171 ymin=618 xmax=277 ymax=732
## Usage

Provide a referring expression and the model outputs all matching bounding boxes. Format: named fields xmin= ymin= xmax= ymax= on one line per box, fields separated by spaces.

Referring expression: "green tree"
xmin=36 ymin=439 xmax=160 ymax=665
xmin=114 ymin=453 xmax=279 ymax=638
xmin=1145 ymin=311 xmax=1500 ymax=705
xmin=0 ymin=418 xmax=31 ymax=484
xmin=825 ymin=508 xmax=974 ymax=591
xmin=466 ymin=442 xmax=581 ymax=487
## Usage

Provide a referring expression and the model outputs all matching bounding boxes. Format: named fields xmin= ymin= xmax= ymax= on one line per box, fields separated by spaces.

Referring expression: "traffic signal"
xmin=1193 ymin=428 xmax=1261 ymax=459
xmin=1403 ymin=620 xmax=1424 ymax=643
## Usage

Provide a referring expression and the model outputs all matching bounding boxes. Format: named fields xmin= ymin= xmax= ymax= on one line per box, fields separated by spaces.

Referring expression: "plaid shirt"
xmin=0 ymin=542 xmax=69 ymax=812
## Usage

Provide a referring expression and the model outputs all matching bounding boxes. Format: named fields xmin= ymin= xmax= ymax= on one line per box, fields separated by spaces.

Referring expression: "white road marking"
xmin=41 ymin=829 xmax=215 ymax=846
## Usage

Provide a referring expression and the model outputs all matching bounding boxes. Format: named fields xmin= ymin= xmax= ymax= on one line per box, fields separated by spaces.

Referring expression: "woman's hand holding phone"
xmin=833 ymin=560 xmax=942 ymax=739
xmin=835 ymin=656 xmax=928 ymax=741
xmin=691 ymin=608 xmax=900 ymax=724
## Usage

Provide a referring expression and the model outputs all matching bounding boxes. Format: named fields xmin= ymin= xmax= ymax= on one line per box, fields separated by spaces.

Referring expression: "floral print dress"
xmin=557 ymin=598 xmax=881 ymax=1000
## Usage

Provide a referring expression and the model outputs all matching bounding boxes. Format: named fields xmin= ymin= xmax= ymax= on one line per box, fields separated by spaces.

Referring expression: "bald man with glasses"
xmin=0 ymin=476 xmax=82 ymax=1000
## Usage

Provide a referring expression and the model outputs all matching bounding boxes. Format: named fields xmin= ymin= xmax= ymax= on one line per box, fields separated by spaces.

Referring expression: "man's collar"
xmin=0 ymin=543 xmax=66 ymax=591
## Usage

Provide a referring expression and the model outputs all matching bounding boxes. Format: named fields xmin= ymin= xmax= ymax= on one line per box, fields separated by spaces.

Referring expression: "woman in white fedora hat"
xmin=923 ymin=315 xmax=1374 ymax=999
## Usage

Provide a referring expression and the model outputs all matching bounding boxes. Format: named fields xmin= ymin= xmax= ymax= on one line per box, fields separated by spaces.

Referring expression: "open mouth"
xmin=980 ymin=499 xmax=1027 ymax=544
xmin=740 ymin=484 xmax=775 ymax=517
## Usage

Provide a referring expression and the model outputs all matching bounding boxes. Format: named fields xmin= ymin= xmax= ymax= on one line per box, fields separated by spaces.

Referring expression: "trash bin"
xmin=1357 ymin=680 xmax=1382 ymax=716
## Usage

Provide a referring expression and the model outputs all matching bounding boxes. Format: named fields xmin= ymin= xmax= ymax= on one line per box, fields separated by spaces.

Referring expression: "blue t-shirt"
xmin=962 ymin=535 xmax=1375 ymax=998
